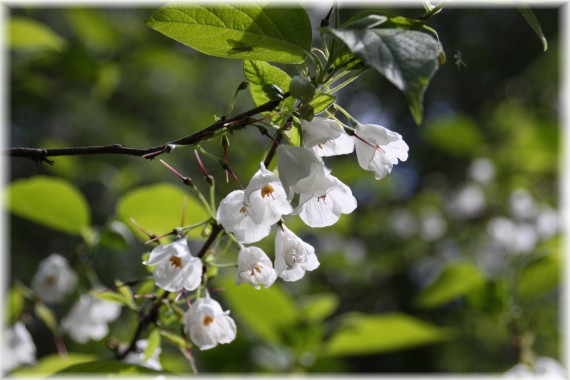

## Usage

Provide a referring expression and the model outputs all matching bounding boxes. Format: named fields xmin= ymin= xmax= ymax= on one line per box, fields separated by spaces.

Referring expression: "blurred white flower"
xmin=487 ymin=217 xmax=538 ymax=254
xmin=217 ymin=190 xmax=272 ymax=244
xmin=3 ymin=322 xmax=36 ymax=372
xmin=536 ymin=206 xmax=560 ymax=239
xmin=31 ymin=253 xmax=77 ymax=304
xmin=448 ymin=183 xmax=486 ymax=219
xmin=236 ymin=246 xmax=277 ymax=289
xmin=353 ymin=123 xmax=408 ymax=180
xmin=294 ymin=174 xmax=357 ymax=228
xmin=121 ymin=339 xmax=162 ymax=371
xmin=61 ymin=293 xmax=121 ymax=343
xmin=277 ymin=145 xmax=331 ymax=200
xmin=183 ymin=297 xmax=236 ymax=350
xmin=391 ymin=209 xmax=418 ymax=238
xmin=143 ymin=239 xmax=202 ymax=292
xmin=503 ymin=356 xmax=567 ymax=379
xmin=301 ymin=117 xmax=354 ymax=157
xmin=469 ymin=157 xmax=495 ymax=184
xmin=419 ymin=208 xmax=447 ymax=241
xmin=274 ymin=225 xmax=319 ymax=281
xmin=510 ymin=189 xmax=538 ymax=221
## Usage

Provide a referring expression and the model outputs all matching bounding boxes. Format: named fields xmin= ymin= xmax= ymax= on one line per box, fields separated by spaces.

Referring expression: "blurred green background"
xmin=6 ymin=4 xmax=562 ymax=375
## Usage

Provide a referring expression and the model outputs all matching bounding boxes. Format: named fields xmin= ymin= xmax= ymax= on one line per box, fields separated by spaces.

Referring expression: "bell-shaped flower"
xmin=61 ymin=293 xmax=121 ymax=343
xmin=236 ymin=246 xmax=277 ymax=289
xmin=277 ymin=145 xmax=332 ymax=200
xmin=143 ymin=239 xmax=202 ymax=292
xmin=121 ymin=339 xmax=162 ymax=371
xmin=243 ymin=163 xmax=292 ymax=225
xmin=183 ymin=296 xmax=237 ymax=350
xmin=301 ymin=117 xmax=354 ymax=157
xmin=294 ymin=175 xmax=357 ymax=228
xmin=3 ymin=322 xmax=36 ymax=372
xmin=353 ymin=123 xmax=408 ymax=180
xmin=274 ymin=225 xmax=319 ymax=281
xmin=30 ymin=253 xmax=78 ymax=304
xmin=216 ymin=190 xmax=272 ymax=244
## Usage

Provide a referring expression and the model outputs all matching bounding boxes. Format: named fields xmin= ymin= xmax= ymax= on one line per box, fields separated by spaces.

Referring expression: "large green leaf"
xmin=218 ymin=276 xmax=297 ymax=344
xmin=326 ymin=28 xmax=442 ymax=124
xmin=322 ymin=312 xmax=452 ymax=356
xmin=8 ymin=17 xmax=67 ymax=52
xmin=296 ymin=292 xmax=339 ymax=323
xmin=147 ymin=3 xmax=312 ymax=64
xmin=243 ymin=60 xmax=296 ymax=124
xmin=517 ymin=254 xmax=560 ymax=298
xmin=10 ymin=354 xmax=97 ymax=377
xmin=6 ymin=177 xmax=90 ymax=235
xmin=416 ymin=263 xmax=486 ymax=309
xmin=116 ymin=183 xmax=209 ymax=240
xmin=52 ymin=360 xmax=164 ymax=374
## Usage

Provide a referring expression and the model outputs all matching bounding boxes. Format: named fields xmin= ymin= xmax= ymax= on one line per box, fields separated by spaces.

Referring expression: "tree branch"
xmin=5 ymin=94 xmax=290 ymax=163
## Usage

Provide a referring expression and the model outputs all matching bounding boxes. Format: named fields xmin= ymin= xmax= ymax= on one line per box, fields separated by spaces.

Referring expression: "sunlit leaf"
xmin=53 ymin=360 xmax=164 ymax=374
xmin=145 ymin=328 xmax=161 ymax=362
xmin=10 ymin=353 xmax=97 ymax=376
xmin=219 ymin=276 xmax=296 ymax=344
xmin=326 ymin=28 xmax=442 ymax=124
xmin=6 ymin=177 xmax=91 ymax=235
xmin=7 ymin=288 xmax=25 ymax=326
xmin=147 ymin=3 xmax=311 ymax=64
xmin=116 ymin=183 xmax=209 ymax=239
xmin=518 ymin=6 xmax=548 ymax=52
xmin=91 ymin=289 xmax=128 ymax=306
xmin=160 ymin=330 xmax=187 ymax=350
xmin=296 ymin=293 xmax=339 ymax=323
xmin=309 ymin=93 xmax=336 ymax=115
xmin=416 ymin=263 xmax=486 ymax=308
xmin=8 ymin=17 xmax=67 ymax=52
xmin=517 ymin=254 xmax=560 ymax=298
xmin=64 ymin=9 xmax=119 ymax=53
xmin=322 ymin=312 xmax=452 ymax=356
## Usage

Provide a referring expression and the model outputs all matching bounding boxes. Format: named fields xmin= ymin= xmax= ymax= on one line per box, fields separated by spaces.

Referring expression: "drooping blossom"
xmin=61 ymin=293 xmax=121 ymax=343
xmin=301 ymin=117 xmax=354 ymax=157
xmin=143 ymin=239 xmax=202 ymax=292
xmin=274 ymin=225 xmax=319 ymax=281
xmin=3 ymin=322 xmax=36 ymax=372
xmin=294 ymin=175 xmax=357 ymax=228
xmin=121 ymin=339 xmax=162 ymax=371
xmin=217 ymin=190 xmax=272 ymax=244
xmin=183 ymin=296 xmax=237 ymax=350
xmin=236 ymin=246 xmax=277 ymax=289
xmin=30 ymin=253 xmax=78 ymax=304
xmin=353 ymin=123 xmax=408 ymax=180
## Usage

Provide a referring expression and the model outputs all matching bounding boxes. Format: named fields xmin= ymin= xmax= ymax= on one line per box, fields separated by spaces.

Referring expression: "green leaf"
xmin=309 ymin=93 xmax=336 ymax=115
xmin=285 ymin=119 xmax=303 ymax=147
xmin=296 ymin=293 xmax=339 ymax=323
xmin=52 ymin=360 xmax=164 ymax=374
xmin=326 ymin=28 xmax=442 ymax=124
xmin=344 ymin=11 xmax=424 ymax=30
xmin=147 ymin=3 xmax=312 ymax=64
xmin=243 ymin=60 xmax=296 ymax=124
xmin=6 ymin=177 xmax=91 ymax=235
xmin=91 ymin=289 xmax=128 ymax=306
xmin=8 ymin=17 xmax=67 ymax=52
xmin=34 ymin=302 xmax=58 ymax=333
xmin=219 ymin=276 xmax=296 ymax=344
xmin=115 ymin=280 xmax=136 ymax=309
xmin=116 ymin=183 xmax=209 ymax=239
xmin=145 ymin=328 xmax=161 ymax=362
xmin=517 ymin=254 xmax=560 ymax=298
xmin=322 ymin=312 xmax=452 ymax=356
xmin=7 ymin=288 xmax=25 ymax=325
xmin=160 ymin=330 xmax=187 ymax=350
xmin=64 ymin=9 xmax=119 ymax=53
xmin=518 ymin=6 xmax=548 ymax=52
xmin=10 ymin=353 xmax=97 ymax=376
xmin=416 ymin=263 xmax=486 ymax=308
xmin=424 ymin=115 xmax=483 ymax=157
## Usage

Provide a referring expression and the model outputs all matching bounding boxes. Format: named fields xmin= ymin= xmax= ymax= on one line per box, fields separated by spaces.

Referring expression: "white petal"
xmin=313 ymin=132 xmax=355 ymax=157
xmin=217 ymin=190 xmax=272 ymax=244
xmin=301 ymin=117 xmax=343 ymax=147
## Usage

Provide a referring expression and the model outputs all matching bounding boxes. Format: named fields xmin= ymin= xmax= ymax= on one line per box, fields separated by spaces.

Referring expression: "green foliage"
xmin=116 ymin=183 xmax=209 ymax=239
xmin=6 ymin=177 xmax=91 ymax=235
xmin=295 ymin=293 xmax=339 ymax=323
xmin=147 ymin=3 xmax=312 ymax=64
xmin=309 ymin=93 xmax=336 ymax=115
xmin=7 ymin=288 xmax=25 ymax=326
xmin=9 ymin=17 xmax=67 ymax=52
xmin=64 ymin=9 xmax=119 ymax=53
xmin=34 ymin=302 xmax=58 ymax=333
xmin=326 ymin=28 xmax=442 ymax=124
xmin=145 ymin=328 xmax=162 ymax=362
xmin=425 ymin=115 xmax=483 ymax=156
xmin=52 ymin=360 xmax=164 ymax=374
xmin=10 ymin=353 xmax=97 ymax=377
xmin=416 ymin=263 xmax=486 ymax=309
xmin=517 ymin=254 xmax=560 ymax=298
xmin=322 ymin=313 xmax=452 ymax=356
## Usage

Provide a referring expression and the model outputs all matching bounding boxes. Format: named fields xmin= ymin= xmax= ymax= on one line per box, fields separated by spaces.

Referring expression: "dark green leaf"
xmin=147 ymin=3 xmax=312 ymax=64
xmin=6 ymin=177 xmax=91 ymax=235
xmin=416 ymin=263 xmax=486 ymax=308
xmin=322 ymin=312 xmax=452 ymax=356
xmin=518 ymin=6 xmax=548 ymax=52
xmin=326 ymin=28 xmax=442 ymax=124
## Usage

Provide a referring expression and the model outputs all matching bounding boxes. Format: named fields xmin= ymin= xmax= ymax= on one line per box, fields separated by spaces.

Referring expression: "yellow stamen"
xmin=169 ymin=255 xmax=183 ymax=268
xmin=261 ymin=184 xmax=274 ymax=198
xmin=203 ymin=315 xmax=214 ymax=326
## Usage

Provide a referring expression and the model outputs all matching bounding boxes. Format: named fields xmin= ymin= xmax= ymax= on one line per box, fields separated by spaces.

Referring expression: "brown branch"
xmin=5 ymin=93 xmax=290 ymax=163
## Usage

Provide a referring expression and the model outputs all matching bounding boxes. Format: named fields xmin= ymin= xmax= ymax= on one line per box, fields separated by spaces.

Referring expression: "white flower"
xmin=243 ymin=163 xmax=292 ymax=225
xmin=183 ymin=296 xmax=237 ymax=350
xmin=143 ymin=239 xmax=202 ymax=292
xmin=503 ymin=356 xmax=567 ymax=379
xmin=30 ymin=254 xmax=78 ymax=304
xmin=353 ymin=123 xmax=408 ymax=180
xmin=236 ymin=246 xmax=277 ymax=289
xmin=301 ymin=117 xmax=355 ymax=157
xmin=277 ymin=145 xmax=332 ymax=199
xmin=293 ymin=175 xmax=357 ymax=228
xmin=274 ymin=225 xmax=319 ymax=281
xmin=61 ymin=293 xmax=121 ymax=343
xmin=469 ymin=157 xmax=495 ymax=184
xmin=3 ymin=322 xmax=36 ymax=372
xmin=121 ymin=339 xmax=162 ymax=371
xmin=216 ymin=190 xmax=272 ymax=244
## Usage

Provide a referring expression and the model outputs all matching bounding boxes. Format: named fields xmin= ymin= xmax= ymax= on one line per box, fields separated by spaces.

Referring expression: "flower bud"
xmin=289 ymin=75 xmax=315 ymax=103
